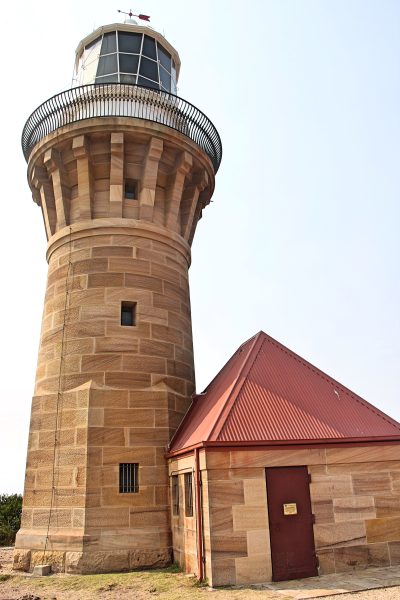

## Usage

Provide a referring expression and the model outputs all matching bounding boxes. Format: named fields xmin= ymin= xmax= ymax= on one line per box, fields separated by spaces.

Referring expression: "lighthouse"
xmin=14 ymin=17 xmax=221 ymax=574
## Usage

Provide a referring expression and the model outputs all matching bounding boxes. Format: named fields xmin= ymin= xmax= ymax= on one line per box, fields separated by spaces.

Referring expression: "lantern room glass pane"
xmin=101 ymin=32 xmax=117 ymax=54
xmin=159 ymin=66 xmax=170 ymax=91
xmin=158 ymin=44 xmax=171 ymax=71
xmin=95 ymin=74 xmax=119 ymax=83
xmin=138 ymin=76 xmax=159 ymax=90
xmin=120 ymin=74 xmax=137 ymax=84
xmin=139 ymin=56 xmax=158 ymax=81
xmin=97 ymin=54 xmax=118 ymax=76
xmin=142 ymin=35 xmax=157 ymax=60
xmin=118 ymin=31 xmax=142 ymax=53
xmin=119 ymin=53 xmax=139 ymax=74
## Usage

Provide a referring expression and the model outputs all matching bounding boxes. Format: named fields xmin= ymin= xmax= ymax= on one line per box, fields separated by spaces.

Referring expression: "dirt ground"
xmin=2 ymin=547 xmax=400 ymax=600
xmin=0 ymin=547 xmax=289 ymax=600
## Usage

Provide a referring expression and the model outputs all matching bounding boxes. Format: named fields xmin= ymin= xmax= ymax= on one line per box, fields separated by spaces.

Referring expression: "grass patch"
xmin=0 ymin=574 xmax=12 ymax=582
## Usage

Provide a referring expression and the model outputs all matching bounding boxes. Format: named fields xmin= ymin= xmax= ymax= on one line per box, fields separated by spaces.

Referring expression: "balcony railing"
xmin=21 ymin=83 xmax=222 ymax=173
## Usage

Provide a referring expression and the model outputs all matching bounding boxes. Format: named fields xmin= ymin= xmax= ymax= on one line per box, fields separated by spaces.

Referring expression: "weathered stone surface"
xmin=65 ymin=550 xmax=130 ymax=574
xmin=129 ymin=549 xmax=171 ymax=569
xmin=12 ymin=548 xmax=31 ymax=571
xmin=31 ymin=550 xmax=65 ymax=573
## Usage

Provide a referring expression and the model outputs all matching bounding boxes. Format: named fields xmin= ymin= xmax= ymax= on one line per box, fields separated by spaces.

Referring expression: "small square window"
xmin=172 ymin=475 xmax=179 ymax=516
xmin=119 ymin=463 xmax=139 ymax=493
xmin=184 ymin=472 xmax=193 ymax=517
xmin=125 ymin=180 xmax=137 ymax=200
xmin=121 ymin=301 xmax=136 ymax=326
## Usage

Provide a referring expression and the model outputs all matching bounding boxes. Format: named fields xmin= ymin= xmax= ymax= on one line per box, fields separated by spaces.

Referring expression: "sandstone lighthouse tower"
xmin=15 ymin=15 xmax=221 ymax=573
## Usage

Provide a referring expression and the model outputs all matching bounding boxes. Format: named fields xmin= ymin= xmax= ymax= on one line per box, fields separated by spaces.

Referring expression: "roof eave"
xmin=166 ymin=435 xmax=400 ymax=459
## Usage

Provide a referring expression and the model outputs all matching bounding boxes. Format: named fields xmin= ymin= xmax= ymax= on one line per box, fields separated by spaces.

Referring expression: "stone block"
xmin=92 ymin=246 xmax=133 ymax=257
xmin=312 ymin=499 xmax=335 ymax=524
xmin=243 ymin=479 xmax=267 ymax=506
xmin=81 ymin=354 xmax=122 ymax=372
xmin=31 ymin=564 xmax=51 ymax=576
xmin=104 ymin=371 xmax=151 ymax=389
xmin=102 ymin=446 xmax=155 ymax=466
xmin=139 ymin=338 xmax=174 ymax=359
xmin=310 ymin=475 xmax=353 ymax=499
xmin=352 ymin=473 xmax=391 ymax=495
xmin=65 ymin=550 xmax=130 ymax=574
xmin=210 ymin=557 xmax=236 ymax=587
xmin=125 ymin=273 xmax=163 ymax=292
xmin=109 ymin=257 xmax=150 ymax=275
xmin=326 ymin=446 xmax=400 ymax=465
xmin=86 ymin=507 xmax=130 ymax=528
xmin=247 ymin=529 xmax=270 ymax=556
xmin=317 ymin=548 xmax=335 ymax=574
xmin=87 ymin=426 xmax=125 ymax=446
xmin=129 ymin=548 xmax=171 ymax=569
xmin=235 ymin=553 xmax=272 ymax=584
xmin=375 ymin=495 xmax=400 ymax=518
xmin=211 ymin=532 xmax=247 ymax=557
xmin=128 ymin=427 xmax=170 ymax=445
xmin=231 ymin=448 xmax=325 ymax=469
xmin=87 ymin=272 xmax=124 ymax=288
xmin=333 ymin=496 xmax=376 ymax=522
xmin=122 ymin=354 xmax=166 ymax=373
xmin=314 ymin=521 xmax=366 ymax=549
xmin=89 ymin=389 xmax=129 ymax=408
xmin=333 ymin=543 xmax=390 ymax=571
xmin=208 ymin=480 xmax=244 ymax=507
xmin=233 ymin=506 xmax=268 ymax=531
xmin=366 ymin=516 xmax=400 ymax=543
xmin=102 ymin=486 xmax=154 ymax=507
xmin=389 ymin=540 xmax=400 ymax=565
xmin=151 ymin=324 xmax=183 ymax=345
xmin=104 ymin=408 xmax=155 ymax=428
xmin=95 ymin=336 xmax=139 ymax=353
xmin=13 ymin=548 xmax=31 ymax=571
xmin=130 ymin=390 xmax=169 ymax=408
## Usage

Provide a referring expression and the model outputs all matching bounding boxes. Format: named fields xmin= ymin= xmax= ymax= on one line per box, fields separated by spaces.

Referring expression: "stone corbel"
xmin=31 ymin=165 xmax=56 ymax=239
xmin=109 ymin=132 xmax=124 ymax=218
xmin=165 ymin=151 xmax=192 ymax=232
xmin=182 ymin=170 xmax=209 ymax=243
xmin=72 ymin=135 xmax=93 ymax=220
xmin=44 ymin=148 xmax=70 ymax=230
xmin=139 ymin=137 xmax=163 ymax=222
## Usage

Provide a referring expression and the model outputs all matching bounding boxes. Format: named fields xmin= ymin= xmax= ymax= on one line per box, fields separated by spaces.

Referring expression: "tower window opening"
xmin=184 ymin=472 xmax=193 ymax=517
xmin=121 ymin=301 xmax=136 ymax=326
xmin=172 ymin=475 xmax=179 ymax=515
xmin=119 ymin=463 xmax=139 ymax=493
xmin=124 ymin=180 xmax=137 ymax=200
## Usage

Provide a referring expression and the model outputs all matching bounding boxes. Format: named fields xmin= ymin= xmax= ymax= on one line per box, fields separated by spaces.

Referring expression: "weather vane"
xmin=118 ymin=9 xmax=150 ymax=22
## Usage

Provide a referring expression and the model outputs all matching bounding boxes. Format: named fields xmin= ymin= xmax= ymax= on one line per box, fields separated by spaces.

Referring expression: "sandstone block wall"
xmin=170 ymin=444 xmax=400 ymax=587
xmin=16 ymin=118 xmax=215 ymax=573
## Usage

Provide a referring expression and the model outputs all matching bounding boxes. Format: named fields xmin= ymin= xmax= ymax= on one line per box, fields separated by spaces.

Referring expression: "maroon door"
xmin=266 ymin=466 xmax=317 ymax=582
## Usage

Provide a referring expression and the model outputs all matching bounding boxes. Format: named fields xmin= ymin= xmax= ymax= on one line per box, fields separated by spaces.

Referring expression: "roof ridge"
xmin=262 ymin=333 xmax=400 ymax=431
xmin=209 ymin=332 xmax=264 ymax=441
xmin=201 ymin=332 xmax=259 ymax=395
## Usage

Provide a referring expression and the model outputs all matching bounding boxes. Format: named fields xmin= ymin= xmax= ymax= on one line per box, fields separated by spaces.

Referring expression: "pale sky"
xmin=0 ymin=0 xmax=399 ymax=493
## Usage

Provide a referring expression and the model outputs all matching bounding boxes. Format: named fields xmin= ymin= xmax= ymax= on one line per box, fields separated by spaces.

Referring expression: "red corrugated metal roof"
xmin=169 ymin=331 xmax=400 ymax=453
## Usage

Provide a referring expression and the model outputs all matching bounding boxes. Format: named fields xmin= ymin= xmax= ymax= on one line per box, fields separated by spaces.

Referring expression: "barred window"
xmin=119 ymin=463 xmax=139 ymax=493
xmin=172 ymin=475 xmax=179 ymax=515
xmin=184 ymin=472 xmax=193 ymax=517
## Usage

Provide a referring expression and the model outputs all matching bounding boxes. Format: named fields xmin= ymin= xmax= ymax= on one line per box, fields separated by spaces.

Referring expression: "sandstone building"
xmin=15 ymin=16 xmax=400 ymax=586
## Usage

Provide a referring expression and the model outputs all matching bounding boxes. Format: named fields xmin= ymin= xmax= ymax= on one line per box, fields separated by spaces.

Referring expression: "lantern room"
xmin=74 ymin=22 xmax=181 ymax=93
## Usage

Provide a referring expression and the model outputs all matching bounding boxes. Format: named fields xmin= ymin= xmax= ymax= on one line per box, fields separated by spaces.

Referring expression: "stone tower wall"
xmin=15 ymin=119 xmax=215 ymax=573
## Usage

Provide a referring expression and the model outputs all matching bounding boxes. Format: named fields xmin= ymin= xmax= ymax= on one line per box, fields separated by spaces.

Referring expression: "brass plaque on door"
xmin=283 ymin=503 xmax=297 ymax=515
